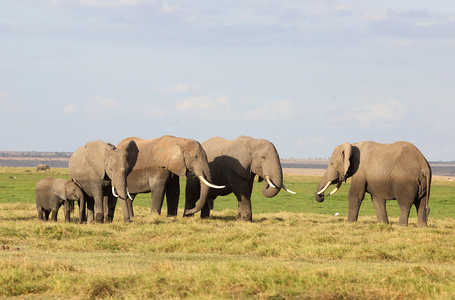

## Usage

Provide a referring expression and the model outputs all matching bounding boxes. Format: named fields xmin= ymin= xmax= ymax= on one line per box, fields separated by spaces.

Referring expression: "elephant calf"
xmin=35 ymin=177 xmax=84 ymax=222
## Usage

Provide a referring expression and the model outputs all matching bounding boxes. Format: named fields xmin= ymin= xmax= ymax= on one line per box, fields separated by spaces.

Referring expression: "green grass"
xmin=1 ymin=167 xmax=455 ymax=299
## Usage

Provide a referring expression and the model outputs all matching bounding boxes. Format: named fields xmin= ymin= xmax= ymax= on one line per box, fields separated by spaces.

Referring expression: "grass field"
xmin=1 ymin=167 xmax=455 ymax=299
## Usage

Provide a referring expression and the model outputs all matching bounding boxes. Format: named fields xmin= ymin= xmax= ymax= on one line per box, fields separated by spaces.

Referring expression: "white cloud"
xmin=63 ymin=104 xmax=77 ymax=115
xmin=295 ymin=136 xmax=326 ymax=147
xmin=330 ymin=100 xmax=407 ymax=129
xmin=244 ymin=101 xmax=302 ymax=121
xmin=160 ymin=4 xmax=180 ymax=13
xmin=177 ymin=95 xmax=230 ymax=111
xmin=0 ymin=91 xmax=11 ymax=100
xmin=85 ymin=97 xmax=121 ymax=117
xmin=154 ymin=83 xmax=196 ymax=94
xmin=125 ymin=104 xmax=166 ymax=118
xmin=78 ymin=0 xmax=142 ymax=7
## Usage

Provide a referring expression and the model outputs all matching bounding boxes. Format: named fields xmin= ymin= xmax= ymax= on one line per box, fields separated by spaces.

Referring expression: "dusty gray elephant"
xmin=69 ymin=140 xmax=139 ymax=223
xmin=184 ymin=136 xmax=295 ymax=221
xmin=314 ymin=141 xmax=431 ymax=227
xmin=117 ymin=136 xmax=224 ymax=217
xmin=35 ymin=177 xmax=84 ymax=222
xmin=36 ymin=164 xmax=50 ymax=172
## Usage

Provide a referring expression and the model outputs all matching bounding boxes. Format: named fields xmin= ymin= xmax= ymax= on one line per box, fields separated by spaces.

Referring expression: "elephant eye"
xmin=194 ymin=155 xmax=198 ymax=159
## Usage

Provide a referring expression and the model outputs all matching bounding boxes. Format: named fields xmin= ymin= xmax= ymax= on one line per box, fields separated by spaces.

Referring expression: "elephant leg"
xmin=200 ymin=199 xmax=212 ymax=219
xmin=44 ymin=210 xmax=50 ymax=221
xmin=165 ymin=175 xmax=180 ymax=217
xmin=37 ymin=207 xmax=44 ymax=221
xmin=371 ymin=195 xmax=389 ymax=224
xmin=103 ymin=194 xmax=110 ymax=222
xmin=396 ymin=189 xmax=414 ymax=226
xmin=415 ymin=198 xmax=428 ymax=228
xmin=86 ymin=198 xmax=95 ymax=223
xmin=150 ymin=187 xmax=166 ymax=215
xmin=77 ymin=199 xmax=87 ymax=224
xmin=347 ymin=183 xmax=366 ymax=223
xmin=106 ymin=194 xmax=117 ymax=223
xmin=94 ymin=194 xmax=105 ymax=223
xmin=234 ymin=188 xmax=253 ymax=221
xmin=398 ymin=205 xmax=411 ymax=226
xmin=51 ymin=210 xmax=58 ymax=222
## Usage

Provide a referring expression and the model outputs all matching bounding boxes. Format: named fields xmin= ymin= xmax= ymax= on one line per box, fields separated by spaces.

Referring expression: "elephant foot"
xmin=95 ymin=213 xmax=104 ymax=223
xmin=105 ymin=214 xmax=114 ymax=223
xmin=237 ymin=211 xmax=252 ymax=222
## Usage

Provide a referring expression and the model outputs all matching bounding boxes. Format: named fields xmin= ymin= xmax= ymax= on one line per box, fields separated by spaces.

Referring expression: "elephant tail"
xmin=422 ymin=169 xmax=431 ymax=217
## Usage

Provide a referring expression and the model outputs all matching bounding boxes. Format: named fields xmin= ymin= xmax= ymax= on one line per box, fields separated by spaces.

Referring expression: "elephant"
xmin=35 ymin=177 xmax=84 ymax=222
xmin=184 ymin=136 xmax=295 ymax=221
xmin=36 ymin=164 xmax=50 ymax=172
xmin=314 ymin=141 xmax=431 ymax=227
xmin=68 ymin=140 xmax=139 ymax=223
xmin=116 ymin=135 xmax=224 ymax=217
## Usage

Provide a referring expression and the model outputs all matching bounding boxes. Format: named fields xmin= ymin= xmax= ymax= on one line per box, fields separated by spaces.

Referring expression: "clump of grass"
xmin=1 ymin=168 xmax=455 ymax=298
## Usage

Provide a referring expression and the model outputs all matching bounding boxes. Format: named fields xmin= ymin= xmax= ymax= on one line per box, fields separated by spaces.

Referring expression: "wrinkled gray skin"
xmin=36 ymin=164 xmax=50 ymax=172
xmin=185 ymin=136 xmax=286 ymax=221
xmin=35 ymin=177 xmax=84 ymax=222
xmin=315 ymin=141 xmax=431 ymax=227
xmin=69 ymin=140 xmax=139 ymax=223
xmin=117 ymin=135 xmax=217 ymax=217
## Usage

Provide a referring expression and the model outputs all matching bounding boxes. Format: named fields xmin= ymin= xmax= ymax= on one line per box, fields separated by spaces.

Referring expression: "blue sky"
xmin=1 ymin=0 xmax=454 ymax=161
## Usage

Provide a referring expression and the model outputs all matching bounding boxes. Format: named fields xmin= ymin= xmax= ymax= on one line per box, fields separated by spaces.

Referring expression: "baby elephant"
xmin=35 ymin=177 xmax=85 ymax=222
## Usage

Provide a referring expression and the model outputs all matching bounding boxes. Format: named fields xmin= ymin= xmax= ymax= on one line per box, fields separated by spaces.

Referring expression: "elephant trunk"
xmin=315 ymin=169 xmax=342 ymax=203
xmin=261 ymin=169 xmax=283 ymax=198
xmin=111 ymin=176 xmax=131 ymax=222
xmin=185 ymin=177 xmax=211 ymax=215
xmin=184 ymin=164 xmax=222 ymax=215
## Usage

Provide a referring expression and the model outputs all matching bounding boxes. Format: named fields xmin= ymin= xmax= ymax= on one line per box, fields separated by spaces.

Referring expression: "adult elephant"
xmin=184 ymin=136 xmax=295 ymax=221
xmin=36 ymin=164 xmax=50 ymax=172
xmin=69 ymin=140 xmax=139 ymax=223
xmin=314 ymin=141 xmax=431 ymax=227
xmin=117 ymin=136 xmax=224 ymax=217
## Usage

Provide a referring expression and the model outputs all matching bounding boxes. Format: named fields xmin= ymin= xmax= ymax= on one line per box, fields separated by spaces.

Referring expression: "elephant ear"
xmin=85 ymin=140 xmax=110 ymax=180
xmin=53 ymin=179 xmax=67 ymax=200
xmin=151 ymin=136 xmax=187 ymax=177
xmin=117 ymin=139 xmax=139 ymax=172
xmin=222 ymin=139 xmax=253 ymax=179
xmin=341 ymin=142 xmax=352 ymax=180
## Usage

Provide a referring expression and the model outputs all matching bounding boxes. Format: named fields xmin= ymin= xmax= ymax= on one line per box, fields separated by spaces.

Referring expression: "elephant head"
xmin=151 ymin=136 xmax=224 ymax=214
xmin=229 ymin=136 xmax=294 ymax=198
xmin=69 ymin=179 xmax=86 ymax=223
xmin=314 ymin=142 xmax=352 ymax=203
xmin=104 ymin=140 xmax=139 ymax=201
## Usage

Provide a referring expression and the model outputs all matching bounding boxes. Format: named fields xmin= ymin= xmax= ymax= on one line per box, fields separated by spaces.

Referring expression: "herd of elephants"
xmin=34 ymin=135 xmax=432 ymax=227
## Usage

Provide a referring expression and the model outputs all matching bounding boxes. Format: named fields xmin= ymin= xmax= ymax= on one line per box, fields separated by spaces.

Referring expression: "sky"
xmin=1 ymin=0 xmax=454 ymax=161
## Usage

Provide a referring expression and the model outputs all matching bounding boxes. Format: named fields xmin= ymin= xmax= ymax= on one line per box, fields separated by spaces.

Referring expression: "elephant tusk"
xmin=265 ymin=176 xmax=277 ymax=189
xmin=112 ymin=186 xmax=119 ymax=198
xmin=127 ymin=188 xmax=133 ymax=201
xmin=327 ymin=182 xmax=342 ymax=196
xmin=317 ymin=181 xmax=332 ymax=195
xmin=282 ymin=184 xmax=296 ymax=194
xmin=198 ymin=176 xmax=225 ymax=189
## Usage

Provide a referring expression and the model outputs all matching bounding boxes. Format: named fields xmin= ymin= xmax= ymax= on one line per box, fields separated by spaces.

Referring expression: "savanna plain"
xmin=1 ymin=167 xmax=455 ymax=299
